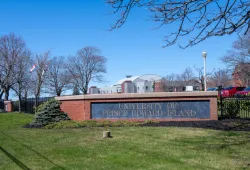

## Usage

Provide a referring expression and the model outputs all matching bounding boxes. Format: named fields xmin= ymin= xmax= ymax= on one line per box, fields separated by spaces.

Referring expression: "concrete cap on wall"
xmin=55 ymin=91 xmax=218 ymax=101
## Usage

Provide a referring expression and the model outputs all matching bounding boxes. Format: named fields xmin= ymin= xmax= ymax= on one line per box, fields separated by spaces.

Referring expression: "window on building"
xmin=138 ymin=87 xmax=139 ymax=91
xmin=146 ymin=86 xmax=148 ymax=90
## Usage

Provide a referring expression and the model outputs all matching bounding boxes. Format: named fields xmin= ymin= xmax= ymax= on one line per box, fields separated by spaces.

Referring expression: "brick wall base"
xmin=56 ymin=92 xmax=218 ymax=121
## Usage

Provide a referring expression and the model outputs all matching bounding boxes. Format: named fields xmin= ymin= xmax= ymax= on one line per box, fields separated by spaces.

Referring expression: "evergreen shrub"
xmin=30 ymin=99 xmax=70 ymax=126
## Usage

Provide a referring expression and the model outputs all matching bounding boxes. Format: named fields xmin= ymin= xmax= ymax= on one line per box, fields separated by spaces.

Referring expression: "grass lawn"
xmin=1 ymin=113 xmax=250 ymax=170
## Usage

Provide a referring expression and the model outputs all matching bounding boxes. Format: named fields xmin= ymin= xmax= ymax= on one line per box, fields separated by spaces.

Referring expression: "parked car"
xmin=221 ymin=86 xmax=245 ymax=97
xmin=235 ymin=87 xmax=250 ymax=97
xmin=207 ymin=87 xmax=218 ymax=91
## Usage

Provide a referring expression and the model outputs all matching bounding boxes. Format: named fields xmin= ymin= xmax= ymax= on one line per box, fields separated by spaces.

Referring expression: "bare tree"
xmin=162 ymin=74 xmax=176 ymax=92
xmin=175 ymin=74 xmax=185 ymax=88
xmin=193 ymin=66 xmax=205 ymax=91
xmin=106 ymin=0 xmax=250 ymax=48
xmin=193 ymin=66 xmax=214 ymax=90
xmin=11 ymin=51 xmax=32 ymax=112
xmin=208 ymin=69 xmax=232 ymax=87
xmin=0 ymin=33 xmax=28 ymax=100
xmin=29 ymin=52 xmax=50 ymax=104
xmin=222 ymin=31 xmax=250 ymax=86
xmin=66 ymin=47 xmax=107 ymax=94
xmin=181 ymin=67 xmax=195 ymax=86
xmin=45 ymin=56 xmax=72 ymax=96
xmin=165 ymin=68 xmax=195 ymax=90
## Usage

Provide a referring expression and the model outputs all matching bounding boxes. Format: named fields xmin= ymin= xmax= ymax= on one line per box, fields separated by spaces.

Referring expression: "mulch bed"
xmin=23 ymin=119 xmax=250 ymax=131
xmin=142 ymin=119 xmax=250 ymax=131
xmin=23 ymin=124 xmax=43 ymax=129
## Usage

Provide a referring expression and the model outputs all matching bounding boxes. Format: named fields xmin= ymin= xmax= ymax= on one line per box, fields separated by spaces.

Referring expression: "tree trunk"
xmin=4 ymin=88 xmax=10 ymax=101
xmin=201 ymin=83 xmax=204 ymax=91
xmin=83 ymin=89 xmax=87 ymax=94
xmin=18 ymin=94 xmax=22 ymax=113
xmin=0 ymin=90 xmax=3 ymax=99
xmin=24 ymin=90 xmax=28 ymax=100
xmin=201 ymin=78 xmax=204 ymax=91
xmin=18 ymin=84 xmax=22 ymax=112
xmin=84 ymin=83 xmax=88 ymax=94
xmin=56 ymin=89 xmax=62 ymax=96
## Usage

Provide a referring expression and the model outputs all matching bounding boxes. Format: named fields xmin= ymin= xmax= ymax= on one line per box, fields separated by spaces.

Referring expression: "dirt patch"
xmin=142 ymin=119 xmax=250 ymax=131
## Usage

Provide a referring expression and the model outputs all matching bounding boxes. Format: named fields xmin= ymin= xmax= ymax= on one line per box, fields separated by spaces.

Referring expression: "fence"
xmin=13 ymin=97 xmax=54 ymax=114
xmin=0 ymin=99 xmax=4 ymax=111
xmin=219 ymin=95 xmax=250 ymax=119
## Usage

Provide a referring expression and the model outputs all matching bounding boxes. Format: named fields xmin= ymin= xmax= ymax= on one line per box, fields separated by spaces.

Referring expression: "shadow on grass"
xmin=0 ymin=147 xmax=31 ymax=170
xmin=172 ymin=131 xmax=250 ymax=153
xmin=142 ymin=119 xmax=250 ymax=131
xmin=1 ymin=132 xmax=66 ymax=170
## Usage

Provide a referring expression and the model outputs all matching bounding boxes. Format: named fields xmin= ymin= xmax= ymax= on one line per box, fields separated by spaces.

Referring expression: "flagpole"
xmin=30 ymin=63 xmax=37 ymax=114
xmin=34 ymin=71 xmax=37 ymax=114
xmin=49 ymin=65 xmax=50 ymax=97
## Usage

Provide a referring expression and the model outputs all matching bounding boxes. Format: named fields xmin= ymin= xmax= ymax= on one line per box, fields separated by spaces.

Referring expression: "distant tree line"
xmin=0 ymin=33 xmax=107 ymax=111
xmin=162 ymin=67 xmax=232 ymax=92
xmin=162 ymin=31 xmax=250 ymax=90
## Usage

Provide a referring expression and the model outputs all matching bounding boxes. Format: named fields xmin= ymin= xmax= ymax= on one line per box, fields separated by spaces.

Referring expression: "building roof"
xmin=115 ymin=74 xmax=162 ymax=85
xmin=115 ymin=76 xmax=139 ymax=85
xmin=137 ymin=74 xmax=162 ymax=82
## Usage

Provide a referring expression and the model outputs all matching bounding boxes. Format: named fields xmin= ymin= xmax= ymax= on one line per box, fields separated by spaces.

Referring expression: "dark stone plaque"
xmin=91 ymin=101 xmax=210 ymax=119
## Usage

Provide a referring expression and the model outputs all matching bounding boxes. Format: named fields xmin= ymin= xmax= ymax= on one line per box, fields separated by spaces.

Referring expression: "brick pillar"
xmin=4 ymin=101 xmax=13 ymax=112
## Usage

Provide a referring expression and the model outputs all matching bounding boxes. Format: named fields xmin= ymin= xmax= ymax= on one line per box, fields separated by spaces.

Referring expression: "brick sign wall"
xmin=55 ymin=92 xmax=218 ymax=121
xmin=91 ymin=101 xmax=210 ymax=119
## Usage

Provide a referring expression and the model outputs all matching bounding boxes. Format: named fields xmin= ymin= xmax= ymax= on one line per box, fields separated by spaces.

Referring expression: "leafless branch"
xmin=66 ymin=47 xmax=107 ymax=94
xmin=106 ymin=0 xmax=250 ymax=48
xmin=221 ymin=30 xmax=250 ymax=86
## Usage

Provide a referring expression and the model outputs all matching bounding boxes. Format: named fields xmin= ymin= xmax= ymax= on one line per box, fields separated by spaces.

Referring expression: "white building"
xmin=90 ymin=74 xmax=162 ymax=94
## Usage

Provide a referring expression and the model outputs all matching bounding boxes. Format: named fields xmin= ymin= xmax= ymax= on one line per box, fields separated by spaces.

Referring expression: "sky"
xmin=0 ymin=0 xmax=240 ymax=90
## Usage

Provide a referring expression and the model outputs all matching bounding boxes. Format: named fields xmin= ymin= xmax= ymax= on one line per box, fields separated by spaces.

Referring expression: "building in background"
xmin=89 ymin=74 xmax=162 ymax=94
xmin=232 ymin=63 xmax=250 ymax=87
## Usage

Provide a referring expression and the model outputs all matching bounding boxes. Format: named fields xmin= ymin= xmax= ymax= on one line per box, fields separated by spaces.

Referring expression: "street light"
xmin=202 ymin=51 xmax=207 ymax=91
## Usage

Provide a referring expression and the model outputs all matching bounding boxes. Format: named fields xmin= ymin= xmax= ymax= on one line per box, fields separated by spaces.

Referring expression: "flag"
xmin=30 ymin=64 xmax=36 ymax=72
xmin=41 ymin=69 xmax=45 ymax=77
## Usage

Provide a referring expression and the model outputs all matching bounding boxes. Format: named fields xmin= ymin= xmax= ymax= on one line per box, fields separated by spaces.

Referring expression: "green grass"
xmin=1 ymin=113 xmax=250 ymax=170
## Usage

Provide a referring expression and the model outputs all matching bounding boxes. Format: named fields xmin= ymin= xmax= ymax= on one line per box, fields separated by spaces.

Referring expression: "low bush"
xmin=241 ymin=99 xmax=250 ymax=111
xmin=218 ymin=97 xmax=250 ymax=118
xmin=30 ymin=99 xmax=70 ymax=127
xmin=223 ymin=99 xmax=240 ymax=118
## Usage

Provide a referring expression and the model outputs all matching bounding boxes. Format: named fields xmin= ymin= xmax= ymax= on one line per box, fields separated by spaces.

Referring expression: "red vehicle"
xmin=235 ymin=87 xmax=250 ymax=96
xmin=221 ymin=86 xmax=245 ymax=97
